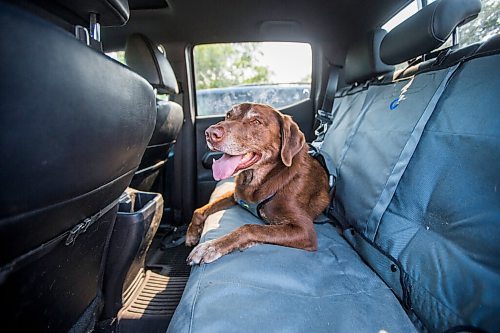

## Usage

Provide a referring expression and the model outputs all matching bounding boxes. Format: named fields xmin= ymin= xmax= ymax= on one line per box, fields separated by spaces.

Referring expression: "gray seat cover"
xmin=321 ymin=66 xmax=457 ymax=236
xmin=320 ymin=47 xmax=500 ymax=331
xmin=168 ymin=182 xmax=415 ymax=333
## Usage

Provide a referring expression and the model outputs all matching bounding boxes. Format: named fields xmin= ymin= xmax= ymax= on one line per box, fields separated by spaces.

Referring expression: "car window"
xmin=428 ymin=0 xmax=499 ymax=47
xmin=193 ymin=42 xmax=312 ymax=116
xmin=382 ymin=0 xmax=499 ymax=71
xmin=381 ymin=0 xmax=418 ymax=32
xmin=106 ymin=50 xmax=125 ymax=64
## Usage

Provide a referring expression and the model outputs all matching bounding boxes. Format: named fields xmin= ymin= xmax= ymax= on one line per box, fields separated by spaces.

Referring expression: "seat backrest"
xmin=0 ymin=1 xmax=156 ymax=331
xmin=315 ymin=27 xmax=393 ymax=160
xmin=320 ymin=0 xmax=500 ymax=331
xmin=344 ymin=28 xmax=394 ymax=86
xmin=125 ymin=33 xmax=184 ymax=192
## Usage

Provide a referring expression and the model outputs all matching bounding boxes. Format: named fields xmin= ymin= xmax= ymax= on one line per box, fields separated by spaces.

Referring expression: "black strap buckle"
xmin=315 ymin=123 xmax=328 ymax=137
xmin=315 ymin=110 xmax=334 ymax=137
xmin=315 ymin=109 xmax=334 ymax=124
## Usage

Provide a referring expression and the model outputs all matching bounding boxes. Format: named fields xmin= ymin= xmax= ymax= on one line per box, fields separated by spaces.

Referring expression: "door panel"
xmin=195 ymin=98 xmax=314 ymax=206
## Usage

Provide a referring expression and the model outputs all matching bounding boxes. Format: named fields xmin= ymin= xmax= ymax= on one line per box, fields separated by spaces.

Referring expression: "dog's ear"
xmin=280 ymin=114 xmax=305 ymax=167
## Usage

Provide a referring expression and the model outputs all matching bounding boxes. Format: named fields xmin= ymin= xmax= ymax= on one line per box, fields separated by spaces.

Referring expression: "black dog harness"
xmin=233 ymin=147 xmax=334 ymax=222
xmin=234 ymin=192 xmax=275 ymax=220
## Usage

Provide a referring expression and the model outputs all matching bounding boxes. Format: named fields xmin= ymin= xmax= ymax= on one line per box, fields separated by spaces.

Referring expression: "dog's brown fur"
xmin=186 ymin=103 xmax=330 ymax=265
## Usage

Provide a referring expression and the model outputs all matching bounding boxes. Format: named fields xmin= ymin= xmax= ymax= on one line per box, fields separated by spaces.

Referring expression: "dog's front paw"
xmin=187 ymin=239 xmax=224 ymax=265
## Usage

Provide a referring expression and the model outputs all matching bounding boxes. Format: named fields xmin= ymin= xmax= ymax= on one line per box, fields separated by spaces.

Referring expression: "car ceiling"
xmin=102 ymin=0 xmax=412 ymax=51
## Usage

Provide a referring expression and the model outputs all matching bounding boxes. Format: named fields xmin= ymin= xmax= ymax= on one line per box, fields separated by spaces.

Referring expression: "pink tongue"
xmin=212 ymin=153 xmax=244 ymax=181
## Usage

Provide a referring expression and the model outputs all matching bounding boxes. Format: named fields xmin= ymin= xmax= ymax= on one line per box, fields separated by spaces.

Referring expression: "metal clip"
xmin=315 ymin=109 xmax=334 ymax=137
xmin=316 ymin=109 xmax=334 ymax=123
xmin=89 ymin=13 xmax=100 ymax=42
xmin=315 ymin=122 xmax=328 ymax=137
xmin=75 ymin=25 xmax=90 ymax=45
xmin=329 ymin=175 xmax=335 ymax=188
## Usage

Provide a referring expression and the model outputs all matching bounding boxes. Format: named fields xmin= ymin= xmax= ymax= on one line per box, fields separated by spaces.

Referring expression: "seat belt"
xmin=309 ymin=65 xmax=342 ymax=208
xmin=313 ymin=65 xmax=341 ymax=143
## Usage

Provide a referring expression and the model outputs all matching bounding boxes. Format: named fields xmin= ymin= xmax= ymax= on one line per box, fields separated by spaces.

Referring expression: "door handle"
xmin=202 ymin=151 xmax=224 ymax=169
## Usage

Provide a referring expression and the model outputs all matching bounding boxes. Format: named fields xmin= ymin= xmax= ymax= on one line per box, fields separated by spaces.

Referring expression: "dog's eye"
xmin=250 ymin=118 xmax=261 ymax=125
xmin=226 ymin=112 xmax=232 ymax=119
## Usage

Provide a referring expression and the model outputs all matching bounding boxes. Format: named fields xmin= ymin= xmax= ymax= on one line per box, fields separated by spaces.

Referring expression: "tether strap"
xmin=0 ymin=197 xmax=120 ymax=283
xmin=365 ymin=63 xmax=461 ymax=240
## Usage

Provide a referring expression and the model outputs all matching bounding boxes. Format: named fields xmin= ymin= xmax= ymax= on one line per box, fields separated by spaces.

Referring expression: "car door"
xmin=192 ymin=42 xmax=316 ymax=206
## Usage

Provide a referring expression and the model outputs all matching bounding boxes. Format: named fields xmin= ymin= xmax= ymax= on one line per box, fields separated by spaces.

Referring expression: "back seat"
xmin=319 ymin=0 xmax=498 ymax=329
xmin=168 ymin=27 xmax=415 ymax=333
xmin=169 ymin=0 xmax=499 ymax=331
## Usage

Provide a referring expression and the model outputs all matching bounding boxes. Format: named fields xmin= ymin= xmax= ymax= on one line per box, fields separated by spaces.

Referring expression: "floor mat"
xmin=149 ymin=243 xmax=192 ymax=277
xmin=114 ymin=230 xmax=192 ymax=333
xmin=117 ymin=270 xmax=188 ymax=333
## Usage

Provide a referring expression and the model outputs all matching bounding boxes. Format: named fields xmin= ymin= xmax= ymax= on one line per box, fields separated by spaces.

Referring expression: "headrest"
xmin=344 ymin=28 xmax=394 ymax=84
xmin=54 ymin=0 xmax=130 ymax=26
xmin=380 ymin=0 xmax=482 ymax=65
xmin=125 ymin=34 xmax=179 ymax=94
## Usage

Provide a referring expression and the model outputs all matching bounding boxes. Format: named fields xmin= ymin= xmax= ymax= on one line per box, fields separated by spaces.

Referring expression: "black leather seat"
xmin=0 ymin=1 xmax=156 ymax=331
xmin=125 ymin=33 xmax=184 ymax=192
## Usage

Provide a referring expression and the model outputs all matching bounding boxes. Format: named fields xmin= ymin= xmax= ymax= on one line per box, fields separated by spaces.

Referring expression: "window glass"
xmin=382 ymin=1 xmax=418 ymax=32
xmin=385 ymin=0 xmax=499 ymax=48
xmin=193 ymin=42 xmax=312 ymax=116
xmin=382 ymin=0 xmax=499 ymax=71
xmin=106 ymin=50 xmax=125 ymax=64
xmin=453 ymin=0 xmax=499 ymax=47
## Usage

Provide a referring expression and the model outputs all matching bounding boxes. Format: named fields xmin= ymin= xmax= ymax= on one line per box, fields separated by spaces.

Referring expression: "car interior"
xmin=0 ymin=0 xmax=498 ymax=332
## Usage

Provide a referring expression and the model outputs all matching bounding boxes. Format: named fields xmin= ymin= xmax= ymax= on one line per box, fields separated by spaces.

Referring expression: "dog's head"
xmin=206 ymin=103 xmax=305 ymax=181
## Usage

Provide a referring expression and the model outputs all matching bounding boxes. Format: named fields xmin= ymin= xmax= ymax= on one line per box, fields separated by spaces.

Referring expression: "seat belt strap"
xmin=314 ymin=65 xmax=341 ymax=139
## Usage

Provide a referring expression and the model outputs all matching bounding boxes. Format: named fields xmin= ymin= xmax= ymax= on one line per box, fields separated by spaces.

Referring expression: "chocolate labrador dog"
xmin=186 ymin=103 xmax=329 ymax=265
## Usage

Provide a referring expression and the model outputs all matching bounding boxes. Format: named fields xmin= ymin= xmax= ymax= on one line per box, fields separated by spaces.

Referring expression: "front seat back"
xmin=125 ymin=33 xmax=184 ymax=192
xmin=0 ymin=1 xmax=156 ymax=331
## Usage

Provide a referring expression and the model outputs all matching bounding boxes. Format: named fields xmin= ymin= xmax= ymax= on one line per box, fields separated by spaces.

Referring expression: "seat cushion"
xmin=168 ymin=182 xmax=415 ymax=333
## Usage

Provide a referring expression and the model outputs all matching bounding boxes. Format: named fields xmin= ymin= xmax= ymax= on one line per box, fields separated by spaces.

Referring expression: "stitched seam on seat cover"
xmin=396 ymin=230 xmax=466 ymax=323
xmin=423 ymin=129 xmax=500 ymax=139
xmin=189 ymin=264 xmax=206 ymax=333
xmin=404 ymin=266 xmax=464 ymax=323
xmin=199 ymin=280 xmax=391 ymax=299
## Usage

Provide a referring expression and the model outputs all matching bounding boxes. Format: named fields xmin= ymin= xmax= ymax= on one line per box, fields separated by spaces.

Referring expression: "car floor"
xmin=113 ymin=225 xmax=191 ymax=333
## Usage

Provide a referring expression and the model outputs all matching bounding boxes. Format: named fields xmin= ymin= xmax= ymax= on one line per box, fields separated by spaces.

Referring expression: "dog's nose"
xmin=206 ymin=125 xmax=225 ymax=143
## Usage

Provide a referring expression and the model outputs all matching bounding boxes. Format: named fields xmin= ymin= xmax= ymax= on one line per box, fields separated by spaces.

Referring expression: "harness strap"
xmin=235 ymin=193 xmax=276 ymax=220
